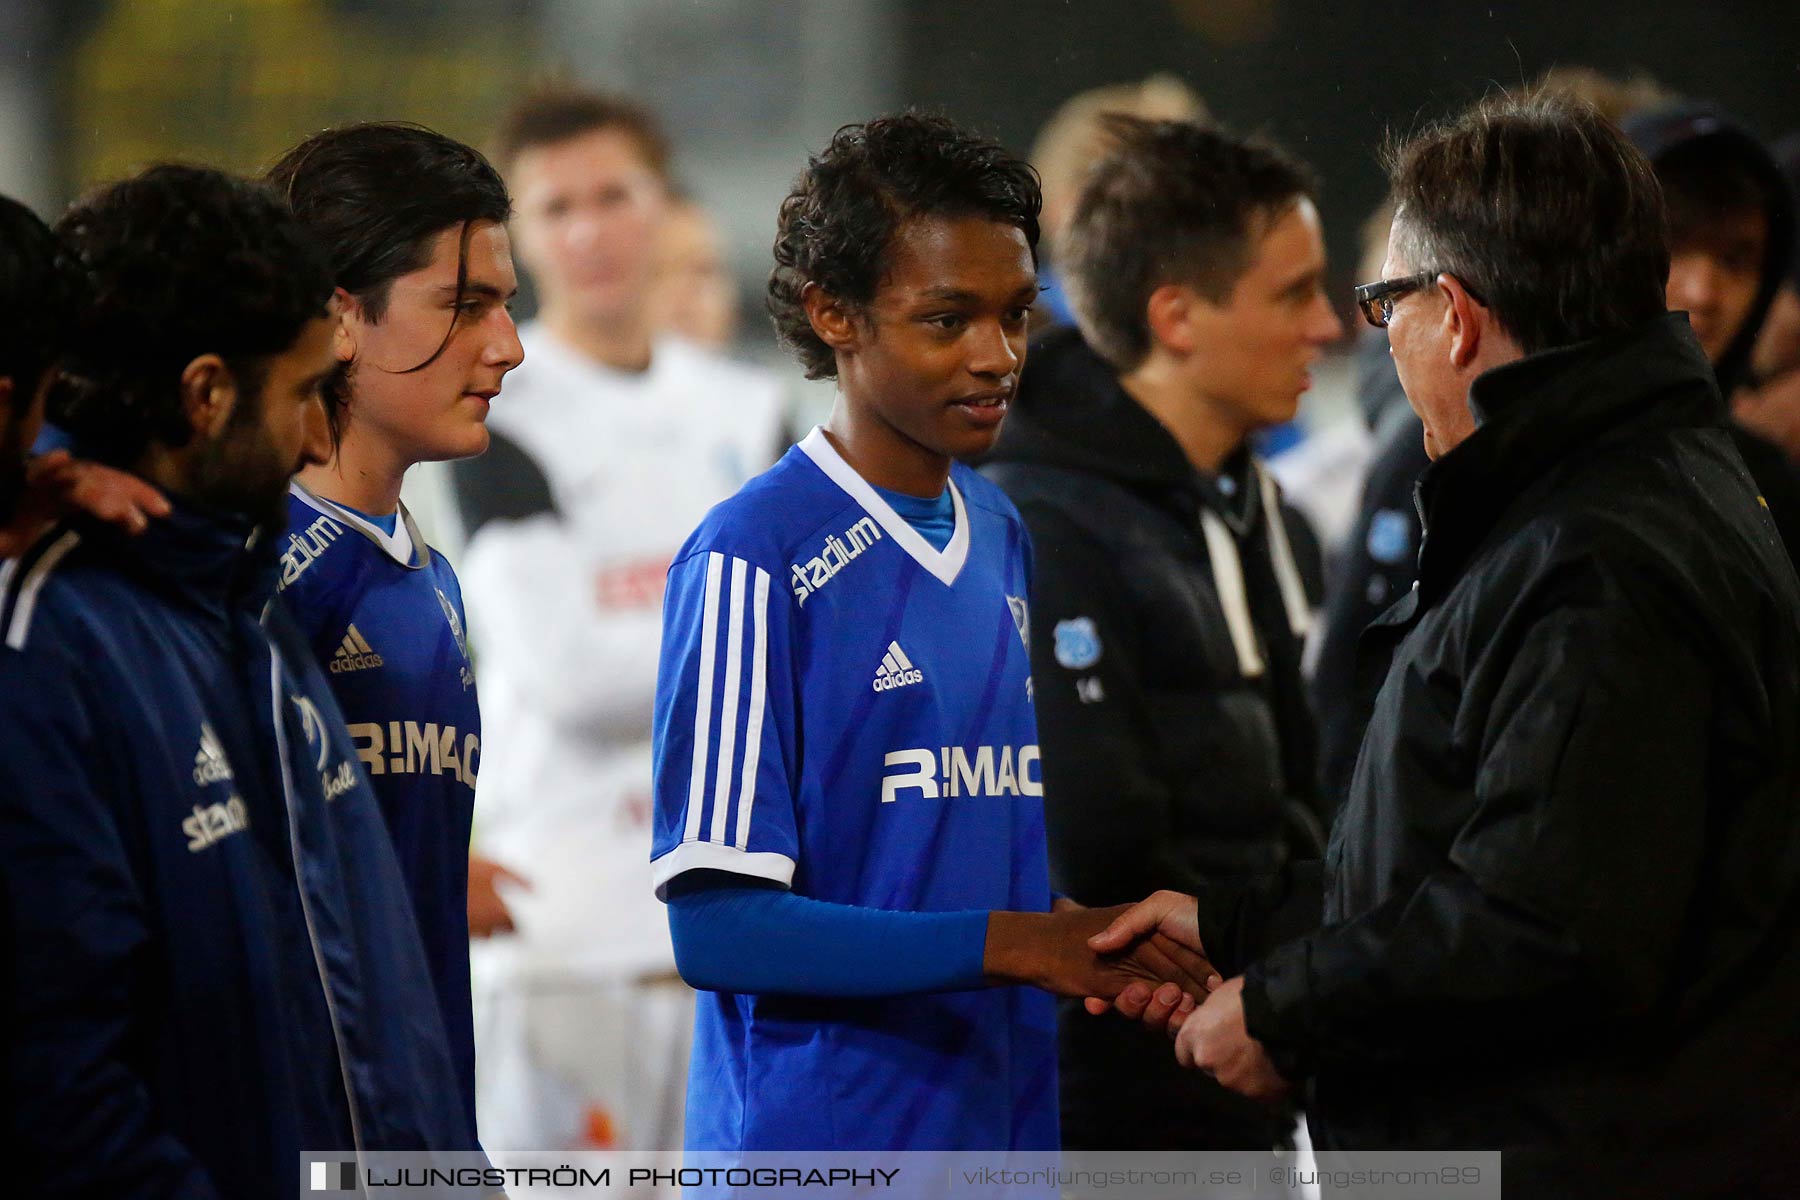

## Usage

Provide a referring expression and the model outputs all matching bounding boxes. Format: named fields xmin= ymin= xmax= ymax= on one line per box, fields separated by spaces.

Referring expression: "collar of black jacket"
xmin=1412 ymin=312 xmax=1725 ymax=596
xmin=79 ymin=492 xmax=283 ymax=622
xmin=986 ymin=323 xmax=1260 ymax=523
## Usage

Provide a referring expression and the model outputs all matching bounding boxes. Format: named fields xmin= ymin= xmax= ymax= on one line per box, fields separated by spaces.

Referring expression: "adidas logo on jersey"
xmin=872 ymin=641 xmax=924 ymax=692
xmin=191 ymin=722 xmax=234 ymax=787
xmin=330 ymin=625 xmax=385 ymax=674
xmin=790 ymin=516 xmax=883 ymax=606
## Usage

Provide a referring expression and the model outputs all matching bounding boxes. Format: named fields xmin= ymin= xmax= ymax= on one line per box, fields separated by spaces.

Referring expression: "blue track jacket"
xmin=0 ymin=502 xmax=472 ymax=1199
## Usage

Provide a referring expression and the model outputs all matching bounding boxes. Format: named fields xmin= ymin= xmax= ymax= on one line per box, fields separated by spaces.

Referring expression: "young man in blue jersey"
xmin=651 ymin=113 xmax=1217 ymax=1153
xmin=267 ymin=124 xmax=524 ymax=1140
xmin=0 ymin=164 xmax=471 ymax=1197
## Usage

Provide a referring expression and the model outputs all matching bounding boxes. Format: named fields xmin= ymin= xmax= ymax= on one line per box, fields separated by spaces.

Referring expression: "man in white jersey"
xmin=450 ymin=85 xmax=785 ymax=1151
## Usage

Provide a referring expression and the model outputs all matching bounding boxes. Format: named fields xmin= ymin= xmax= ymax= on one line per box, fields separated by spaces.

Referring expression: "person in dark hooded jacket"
xmin=981 ymin=117 xmax=1340 ymax=1151
xmin=1092 ymin=93 xmax=1800 ymax=1198
xmin=1625 ymin=99 xmax=1800 ymax=558
xmin=1314 ymin=91 xmax=1800 ymax=813
xmin=1734 ymin=134 xmax=1800 ymax=460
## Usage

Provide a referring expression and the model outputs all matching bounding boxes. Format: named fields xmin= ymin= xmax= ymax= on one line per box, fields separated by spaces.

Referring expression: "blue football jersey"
xmin=280 ymin=483 xmax=481 ymax=1139
xmin=651 ymin=428 xmax=1058 ymax=1152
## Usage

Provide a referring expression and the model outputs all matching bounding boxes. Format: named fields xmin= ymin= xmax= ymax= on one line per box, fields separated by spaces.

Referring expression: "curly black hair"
xmin=0 ymin=195 xmax=83 ymax=522
xmin=0 ymin=196 xmax=83 ymax=407
xmin=266 ymin=123 xmax=511 ymax=440
xmin=49 ymin=164 xmax=335 ymax=468
xmin=768 ymin=112 xmax=1042 ymax=380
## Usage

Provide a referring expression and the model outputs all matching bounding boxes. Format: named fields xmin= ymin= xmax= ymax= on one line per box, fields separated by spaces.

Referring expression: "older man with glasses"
xmin=1090 ymin=92 xmax=1800 ymax=1198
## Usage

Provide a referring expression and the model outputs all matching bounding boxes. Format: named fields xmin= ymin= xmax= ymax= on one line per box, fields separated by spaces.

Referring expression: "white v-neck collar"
xmin=798 ymin=426 xmax=971 ymax=586
xmin=289 ymin=481 xmax=422 ymax=569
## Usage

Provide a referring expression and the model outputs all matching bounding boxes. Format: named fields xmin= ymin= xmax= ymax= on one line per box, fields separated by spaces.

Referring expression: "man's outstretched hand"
xmin=0 ymin=451 xmax=171 ymax=557
xmin=1172 ymin=976 xmax=1290 ymax=1105
xmin=985 ymin=902 xmax=1219 ymax=1005
xmin=1081 ymin=889 xmax=1216 ymax=1032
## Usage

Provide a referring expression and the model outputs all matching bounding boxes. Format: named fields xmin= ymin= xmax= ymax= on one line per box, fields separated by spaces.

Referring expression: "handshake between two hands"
xmin=985 ymin=890 xmax=1290 ymax=1105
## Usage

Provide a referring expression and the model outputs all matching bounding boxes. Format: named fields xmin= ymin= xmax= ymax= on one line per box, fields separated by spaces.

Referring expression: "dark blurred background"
xmin=5 ymin=0 xmax=1793 ymax=326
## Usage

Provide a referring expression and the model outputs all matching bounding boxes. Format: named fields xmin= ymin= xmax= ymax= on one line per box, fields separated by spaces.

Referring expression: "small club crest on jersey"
xmin=436 ymin=587 xmax=470 ymax=660
xmin=1053 ymin=617 xmax=1102 ymax=670
xmin=1007 ymin=595 xmax=1030 ymax=651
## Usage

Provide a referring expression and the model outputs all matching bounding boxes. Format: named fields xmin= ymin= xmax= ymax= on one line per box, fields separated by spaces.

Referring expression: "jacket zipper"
xmin=266 ymin=647 xmax=369 ymax=1170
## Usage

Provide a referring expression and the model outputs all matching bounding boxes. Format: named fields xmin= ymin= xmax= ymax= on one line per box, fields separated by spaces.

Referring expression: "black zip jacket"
xmin=982 ymin=326 xmax=1325 ymax=1149
xmin=1314 ymin=105 xmax=1800 ymax=817
xmin=1235 ymin=315 xmax=1800 ymax=1197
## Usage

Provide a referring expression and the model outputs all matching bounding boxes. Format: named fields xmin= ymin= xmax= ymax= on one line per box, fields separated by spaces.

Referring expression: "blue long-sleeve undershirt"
xmin=665 ymin=882 xmax=991 ymax=997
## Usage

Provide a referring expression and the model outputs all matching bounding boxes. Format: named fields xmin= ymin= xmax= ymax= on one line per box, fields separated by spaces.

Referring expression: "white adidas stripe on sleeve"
xmin=735 ymin=566 xmax=770 ymax=851
xmin=675 ymin=553 xmax=781 ymax=863
xmin=709 ymin=557 xmax=749 ymax=845
xmin=683 ymin=552 xmax=778 ymax=855
xmin=683 ymin=552 xmax=726 ymax=843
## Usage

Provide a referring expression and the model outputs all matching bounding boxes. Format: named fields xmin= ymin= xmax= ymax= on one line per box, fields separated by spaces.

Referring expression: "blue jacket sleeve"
xmin=666 ymin=883 xmax=989 ymax=997
xmin=0 ymin=642 xmax=224 ymax=1199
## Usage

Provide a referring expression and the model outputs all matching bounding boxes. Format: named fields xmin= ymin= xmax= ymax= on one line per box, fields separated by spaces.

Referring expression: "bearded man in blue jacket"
xmin=0 ymin=165 xmax=474 ymax=1198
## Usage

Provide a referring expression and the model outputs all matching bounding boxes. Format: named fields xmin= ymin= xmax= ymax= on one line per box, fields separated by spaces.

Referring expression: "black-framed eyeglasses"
xmin=1352 ymin=271 xmax=1488 ymax=329
xmin=1352 ymin=272 xmax=1439 ymax=329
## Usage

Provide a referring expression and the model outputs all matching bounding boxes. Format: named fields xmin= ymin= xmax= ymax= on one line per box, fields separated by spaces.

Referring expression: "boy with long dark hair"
xmin=267 ymin=123 xmax=524 ymax=1140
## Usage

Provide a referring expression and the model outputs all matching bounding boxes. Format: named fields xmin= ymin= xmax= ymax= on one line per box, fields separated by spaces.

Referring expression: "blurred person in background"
xmin=0 ymin=165 xmax=473 ymax=1198
xmin=1028 ymin=74 xmax=1208 ymax=328
xmin=647 ymin=196 xmax=742 ymax=352
xmin=1623 ymin=99 xmax=1800 ymax=553
xmin=983 ymin=117 xmax=1336 ymax=1153
xmin=1733 ymin=135 xmax=1800 ymax=459
xmin=1098 ymin=93 xmax=1800 ymax=1197
xmin=1028 ymin=76 xmax=1350 ymax=560
xmin=0 ymin=196 xmax=168 ymax=554
xmin=266 ymin=122 xmax=524 ymax=1145
xmin=449 ymin=83 xmax=786 ymax=1151
xmin=1313 ymin=67 xmax=1670 ymax=812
